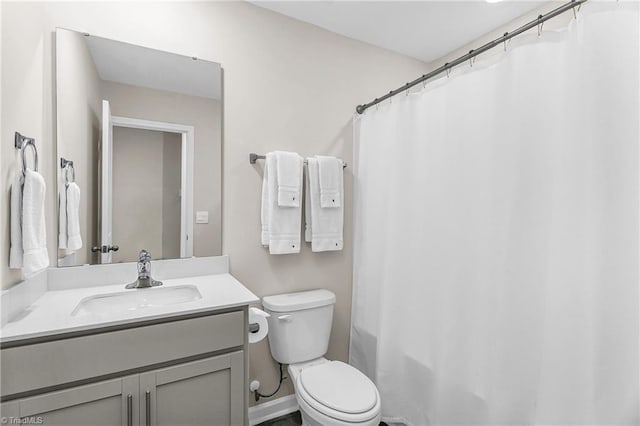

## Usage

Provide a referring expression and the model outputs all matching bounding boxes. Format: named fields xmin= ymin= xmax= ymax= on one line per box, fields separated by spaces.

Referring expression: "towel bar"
xmin=249 ymin=152 xmax=347 ymax=168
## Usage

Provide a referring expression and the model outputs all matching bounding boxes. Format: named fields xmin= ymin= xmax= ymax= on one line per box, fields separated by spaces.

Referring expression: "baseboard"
xmin=248 ymin=394 xmax=299 ymax=425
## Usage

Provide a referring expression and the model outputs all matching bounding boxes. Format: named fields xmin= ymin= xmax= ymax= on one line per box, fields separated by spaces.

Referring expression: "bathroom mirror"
xmin=55 ymin=28 xmax=222 ymax=266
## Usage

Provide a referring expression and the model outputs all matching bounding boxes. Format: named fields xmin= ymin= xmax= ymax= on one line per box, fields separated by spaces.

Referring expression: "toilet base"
xmin=296 ymin=391 xmax=382 ymax=426
xmin=289 ymin=358 xmax=382 ymax=426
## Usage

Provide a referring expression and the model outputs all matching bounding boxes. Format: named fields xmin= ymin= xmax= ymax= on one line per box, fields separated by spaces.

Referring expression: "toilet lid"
xmin=299 ymin=361 xmax=378 ymax=415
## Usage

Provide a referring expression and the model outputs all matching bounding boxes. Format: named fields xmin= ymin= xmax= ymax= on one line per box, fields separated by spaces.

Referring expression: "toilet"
xmin=262 ymin=289 xmax=382 ymax=426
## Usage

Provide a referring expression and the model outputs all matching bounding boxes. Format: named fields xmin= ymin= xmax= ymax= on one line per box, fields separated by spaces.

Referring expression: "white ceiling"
xmin=85 ymin=35 xmax=221 ymax=100
xmin=249 ymin=1 xmax=549 ymax=63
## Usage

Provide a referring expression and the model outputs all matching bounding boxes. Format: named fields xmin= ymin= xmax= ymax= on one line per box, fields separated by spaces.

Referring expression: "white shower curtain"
xmin=351 ymin=4 xmax=639 ymax=425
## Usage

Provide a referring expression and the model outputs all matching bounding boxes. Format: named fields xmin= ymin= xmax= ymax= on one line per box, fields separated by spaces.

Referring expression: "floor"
xmin=256 ymin=410 xmax=389 ymax=426
xmin=256 ymin=411 xmax=302 ymax=426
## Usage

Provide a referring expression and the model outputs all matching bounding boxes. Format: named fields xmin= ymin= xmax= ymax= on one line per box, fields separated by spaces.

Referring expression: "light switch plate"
xmin=196 ymin=211 xmax=209 ymax=224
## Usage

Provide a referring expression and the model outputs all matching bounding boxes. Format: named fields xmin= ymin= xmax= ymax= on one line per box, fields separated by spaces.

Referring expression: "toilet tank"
xmin=262 ymin=289 xmax=336 ymax=364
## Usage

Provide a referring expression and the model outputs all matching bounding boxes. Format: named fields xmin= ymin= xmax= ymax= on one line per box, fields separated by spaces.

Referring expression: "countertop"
xmin=0 ymin=273 xmax=259 ymax=344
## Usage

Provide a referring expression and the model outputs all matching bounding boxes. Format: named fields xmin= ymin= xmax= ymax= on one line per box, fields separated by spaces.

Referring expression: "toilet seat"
xmin=297 ymin=361 xmax=380 ymax=423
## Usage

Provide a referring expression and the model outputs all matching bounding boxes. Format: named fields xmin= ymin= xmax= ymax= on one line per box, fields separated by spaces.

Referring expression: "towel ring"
xmin=61 ymin=158 xmax=75 ymax=184
xmin=22 ymin=141 xmax=38 ymax=174
xmin=67 ymin=165 xmax=75 ymax=184
xmin=15 ymin=132 xmax=38 ymax=174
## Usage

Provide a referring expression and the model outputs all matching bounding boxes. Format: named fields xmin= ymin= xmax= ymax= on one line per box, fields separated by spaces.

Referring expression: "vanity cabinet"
xmin=1 ymin=309 xmax=249 ymax=425
xmin=1 ymin=351 xmax=244 ymax=426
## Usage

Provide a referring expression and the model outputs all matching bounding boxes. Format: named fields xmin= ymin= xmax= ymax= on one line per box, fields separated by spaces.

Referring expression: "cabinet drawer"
xmin=1 ymin=310 xmax=244 ymax=398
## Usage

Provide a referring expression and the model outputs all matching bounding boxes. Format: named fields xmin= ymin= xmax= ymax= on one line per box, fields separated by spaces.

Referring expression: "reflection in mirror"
xmin=56 ymin=28 xmax=222 ymax=267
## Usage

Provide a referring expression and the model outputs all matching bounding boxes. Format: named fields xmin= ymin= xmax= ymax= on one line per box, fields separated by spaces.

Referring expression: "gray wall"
xmin=0 ymin=1 xmax=428 ymax=404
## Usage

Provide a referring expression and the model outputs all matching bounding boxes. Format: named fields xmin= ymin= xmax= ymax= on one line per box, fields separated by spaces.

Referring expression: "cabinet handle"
xmin=146 ymin=390 xmax=151 ymax=426
xmin=127 ymin=394 xmax=133 ymax=426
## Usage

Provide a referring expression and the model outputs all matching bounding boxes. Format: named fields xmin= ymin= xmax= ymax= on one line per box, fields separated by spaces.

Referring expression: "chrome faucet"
xmin=125 ymin=249 xmax=163 ymax=289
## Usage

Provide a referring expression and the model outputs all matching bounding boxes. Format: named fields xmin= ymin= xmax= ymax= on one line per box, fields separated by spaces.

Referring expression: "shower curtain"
xmin=351 ymin=4 xmax=639 ymax=425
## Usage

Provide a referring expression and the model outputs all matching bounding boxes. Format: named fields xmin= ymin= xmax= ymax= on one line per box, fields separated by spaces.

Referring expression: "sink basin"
xmin=71 ymin=285 xmax=203 ymax=317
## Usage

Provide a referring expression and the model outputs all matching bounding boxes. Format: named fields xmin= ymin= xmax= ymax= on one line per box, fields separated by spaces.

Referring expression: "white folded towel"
xmin=275 ymin=151 xmax=303 ymax=208
xmin=317 ymin=156 xmax=342 ymax=208
xmin=59 ymin=181 xmax=82 ymax=251
xmin=65 ymin=183 xmax=82 ymax=251
xmin=261 ymin=152 xmax=302 ymax=254
xmin=22 ymin=169 xmax=49 ymax=277
xmin=305 ymin=157 xmax=344 ymax=252
xmin=9 ymin=171 xmax=23 ymax=269
xmin=305 ymin=164 xmax=312 ymax=243
xmin=58 ymin=182 xmax=68 ymax=250
xmin=261 ymin=155 xmax=271 ymax=247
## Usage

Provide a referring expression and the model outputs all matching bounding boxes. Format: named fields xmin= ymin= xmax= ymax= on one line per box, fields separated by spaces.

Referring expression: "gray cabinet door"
xmin=7 ymin=375 xmax=139 ymax=426
xmin=139 ymin=351 xmax=244 ymax=426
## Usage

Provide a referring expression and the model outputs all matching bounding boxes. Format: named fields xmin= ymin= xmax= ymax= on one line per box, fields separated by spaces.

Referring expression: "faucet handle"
xmin=138 ymin=249 xmax=151 ymax=262
xmin=137 ymin=249 xmax=152 ymax=279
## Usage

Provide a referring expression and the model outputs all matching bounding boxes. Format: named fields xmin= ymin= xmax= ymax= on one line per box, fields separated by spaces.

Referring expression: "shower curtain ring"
xmin=405 ymin=83 xmax=410 ymax=96
xmin=537 ymin=15 xmax=544 ymax=36
xmin=468 ymin=50 xmax=474 ymax=67
xmin=422 ymin=74 xmax=427 ymax=89
xmin=503 ymin=33 xmax=508 ymax=51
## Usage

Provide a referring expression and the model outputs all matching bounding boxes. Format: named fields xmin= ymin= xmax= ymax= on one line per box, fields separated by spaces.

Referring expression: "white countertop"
xmin=0 ymin=273 xmax=259 ymax=344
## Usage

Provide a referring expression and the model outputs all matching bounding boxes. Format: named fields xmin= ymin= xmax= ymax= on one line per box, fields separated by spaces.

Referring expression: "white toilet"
xmin=262 ymin=289 xmax=382 ymax=426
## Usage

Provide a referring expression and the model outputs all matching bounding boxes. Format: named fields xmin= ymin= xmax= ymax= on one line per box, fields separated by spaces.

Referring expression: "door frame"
xmin=111 ymin=115 xmax=195 ymax=258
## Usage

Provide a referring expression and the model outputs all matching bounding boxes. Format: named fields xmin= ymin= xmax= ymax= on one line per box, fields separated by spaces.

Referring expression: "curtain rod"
xmin=355 ymin=0 xmax=587 ymax=114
